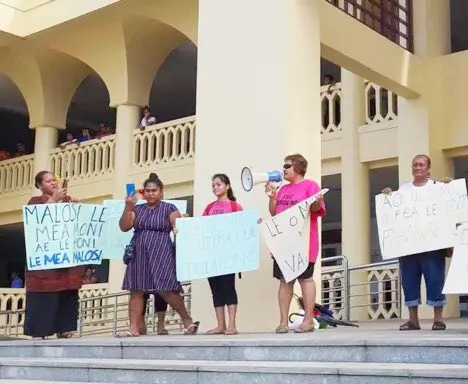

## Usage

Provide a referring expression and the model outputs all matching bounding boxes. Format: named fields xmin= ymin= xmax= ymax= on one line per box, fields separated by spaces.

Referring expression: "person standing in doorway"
xmin=265 ymin=154 xmax=326 ymax=334
xmin=202 ymin=174 xmax=243 ymax=335
xmin=382 ymin=154 xmax=448 ymax=331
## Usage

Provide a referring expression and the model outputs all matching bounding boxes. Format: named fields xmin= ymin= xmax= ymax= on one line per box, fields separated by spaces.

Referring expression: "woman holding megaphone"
xmin=203 ymin=174 xmax=243 ymax=335
xmin=265 ymin=154 xmax=326 ymax=334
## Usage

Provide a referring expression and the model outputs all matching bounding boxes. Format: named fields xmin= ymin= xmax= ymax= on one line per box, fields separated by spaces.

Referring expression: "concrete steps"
xmin=0 ymin=357 xmax=468 ymax=383
xmin=1 ymin=336 xmax=468 ymax=365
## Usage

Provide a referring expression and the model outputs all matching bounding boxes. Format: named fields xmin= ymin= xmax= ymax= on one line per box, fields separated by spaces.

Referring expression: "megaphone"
xmin=241 ymin=167 xmax=283 ymax=192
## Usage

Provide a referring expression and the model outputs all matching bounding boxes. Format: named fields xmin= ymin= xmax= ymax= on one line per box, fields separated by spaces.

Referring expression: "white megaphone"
xmin=241 ymin=167 xmax=283 ymax=192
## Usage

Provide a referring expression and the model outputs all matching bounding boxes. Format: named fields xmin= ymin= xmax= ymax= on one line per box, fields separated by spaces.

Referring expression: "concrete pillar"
xmin=193 ymin=0 xmax=322 ymax=332
xmin=33 ymin=126 xmax=58 ymax=178
xmin=108 ymin=104 xmax=141 ymax=293
xmin=340 ymin=69 xmax=371 ymax=321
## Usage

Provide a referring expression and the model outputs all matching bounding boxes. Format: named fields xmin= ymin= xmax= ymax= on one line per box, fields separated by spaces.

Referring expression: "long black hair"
xmin=212 ymin=173 xmax=236 ymax=201
xmin=143 ymin=172 xmax=164 ymax=190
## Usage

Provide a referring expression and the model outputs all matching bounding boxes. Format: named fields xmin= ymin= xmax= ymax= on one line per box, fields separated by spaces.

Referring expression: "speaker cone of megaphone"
xmin=241 ymin=167 xmax=283 ymax=192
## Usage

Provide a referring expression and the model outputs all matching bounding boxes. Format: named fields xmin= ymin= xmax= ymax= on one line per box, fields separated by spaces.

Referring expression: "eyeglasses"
xmin=283 ymin=164 xmax=293 ymax=169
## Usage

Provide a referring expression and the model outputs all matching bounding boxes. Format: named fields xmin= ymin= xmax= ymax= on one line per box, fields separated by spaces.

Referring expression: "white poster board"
xmin=259 ymin=189 xmax=328 ymax=283
xmin=375 ymin=179 xmax=468 ymax=260
xmin=443 ymin=222 xmax=468 ymax=294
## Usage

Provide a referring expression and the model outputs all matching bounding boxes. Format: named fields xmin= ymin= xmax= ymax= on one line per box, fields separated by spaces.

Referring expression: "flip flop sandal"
xmin=205 ymin=328 xmax=225 ymax=335
xmin=432 ymin=321 xmax=447 ymax=331
xmin=275 ymin=325 xmax=289 ymax=334
xmin=115 ymin=331 xmax=140 ymax=338
xmin=57 ymin=332 xmax=79 ymax=339
xmin=399 ymin=321 xmax=421 ymax=331
xmin=184 ymin=321 xmax=200 ymax=335
xmin=157 ymin=329 xmax=169 ymax=335
xmin=294 ymin=326 xmax=314 ymax=333
xmin=224 ymin=329 xmax=239 ymax=335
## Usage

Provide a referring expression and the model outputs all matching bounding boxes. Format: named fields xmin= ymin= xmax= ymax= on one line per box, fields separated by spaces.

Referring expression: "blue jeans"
xmin=399 ymin=250 xmax=446 ymax=308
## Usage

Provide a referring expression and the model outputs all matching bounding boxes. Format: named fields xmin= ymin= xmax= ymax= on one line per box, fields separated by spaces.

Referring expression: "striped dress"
xmin=122 ymin=202 xmax=182 ymax=293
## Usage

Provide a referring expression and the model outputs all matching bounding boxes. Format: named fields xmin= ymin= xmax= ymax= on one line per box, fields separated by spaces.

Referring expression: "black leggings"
xmin=208 ymin=274 xmax=238 ymax=308
xmin=142 ymin=293 xmax=168 ymax=315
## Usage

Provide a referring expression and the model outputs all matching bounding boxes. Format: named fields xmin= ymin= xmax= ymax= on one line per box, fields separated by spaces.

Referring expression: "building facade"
xmin=0 ymin=0 xmax=466 ymax=332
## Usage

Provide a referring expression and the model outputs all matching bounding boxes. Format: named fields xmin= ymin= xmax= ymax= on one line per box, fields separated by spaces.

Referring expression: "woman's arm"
xmin=170 ymin=210 xmax=182 ymax=228
xmin=119 ymin=207 xmax=136 ymax=232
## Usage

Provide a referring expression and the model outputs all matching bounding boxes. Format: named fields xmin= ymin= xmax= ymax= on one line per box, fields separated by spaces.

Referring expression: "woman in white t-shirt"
xmin=382 ymin=154 xmax=448 ymax=331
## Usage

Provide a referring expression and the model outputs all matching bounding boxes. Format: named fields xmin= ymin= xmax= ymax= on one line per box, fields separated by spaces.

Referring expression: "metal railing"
xmin=321 ymin=256 xmax=401 ymax=321
xmin=0 ymin=283 xmax=191 ymax=338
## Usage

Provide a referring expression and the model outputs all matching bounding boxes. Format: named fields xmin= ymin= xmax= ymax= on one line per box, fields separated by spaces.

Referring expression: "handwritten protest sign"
xmin=443 ymin=222 xmax=468 ymax=294
xmin=259 ymin=189 xmax=329 ymax=283
xmin=375 ymin=179 xmax=468 ymax=260
xmin=23 ymin=203 xmax=109 ymax=271
xmin=102 ymin=199 xmax=187 ymax=259
xmin=175 ymin=210 xmax=260 ymax=281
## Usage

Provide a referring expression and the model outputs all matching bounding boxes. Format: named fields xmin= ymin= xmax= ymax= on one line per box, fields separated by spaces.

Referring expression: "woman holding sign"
xmin=117 ymin=173 xmax=199 ymax=337
xmin=382 ymin=154 xmax=448 ymax=331
xmin=265 ymin=154 xmax=326 ymax=334
xmin=24 ymin=171 xmax=82 ymax=340
xmin=202 ymin=174 xmax=243 ymax=335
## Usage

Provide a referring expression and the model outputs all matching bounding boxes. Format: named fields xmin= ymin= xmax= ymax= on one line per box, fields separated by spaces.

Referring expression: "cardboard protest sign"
xmin=102 ymin=199 xmax=187 ymax=259
xmin=443 ymin=221 xmax=468 ymax=294
xmin=23 ymin=203 xmax=109 ymax=270
xmin=259 ymin=189 xmax=328 ymax=283
xmin=175 ymin=210 xmax=260 ymax=281
xmin=375 ymin=179 xmax=468 ymax=260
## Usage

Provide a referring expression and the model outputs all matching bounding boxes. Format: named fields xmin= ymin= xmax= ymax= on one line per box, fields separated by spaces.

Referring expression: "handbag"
xmin=123 ymin=231 xmax=139 ymax=265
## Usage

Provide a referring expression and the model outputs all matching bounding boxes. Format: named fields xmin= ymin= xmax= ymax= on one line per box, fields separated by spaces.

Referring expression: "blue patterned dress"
xmin=122 ymin=202 xmax=181 ymax=293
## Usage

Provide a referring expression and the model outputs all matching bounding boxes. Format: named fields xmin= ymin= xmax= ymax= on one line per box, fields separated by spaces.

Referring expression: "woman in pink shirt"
xmin=203 ymin=174 xmax=243 ymax=335
xmin=265 ymin=154 xmax=326 ymax=333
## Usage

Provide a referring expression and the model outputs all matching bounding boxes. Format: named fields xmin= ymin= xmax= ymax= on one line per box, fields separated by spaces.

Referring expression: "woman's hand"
xmin=265 ymin=182 xmax=277 ymax=198
xmin=382 ymin=187 xmax=393 ymax=195
xmin=311 ymin=194 xmax=323 ymax=212
xmin=125 ymin=195 xmax=137 ymax=210
xmin=52 ymin=188 xmax=67 ymax=203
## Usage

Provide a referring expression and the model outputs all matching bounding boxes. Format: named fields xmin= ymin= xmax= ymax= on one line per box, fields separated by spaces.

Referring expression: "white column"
xmin=340 ymin=70 xmax=370 ymax=321
xmin=193 ymin=0 xmax=322 ymax=332
xmin=33 ymin=126 xmax=58 ymax=178
xmin=108 ymin=104 xmax=141 ymax=293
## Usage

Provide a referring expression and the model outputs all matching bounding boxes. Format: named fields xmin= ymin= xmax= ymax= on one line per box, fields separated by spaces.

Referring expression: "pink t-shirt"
xmin=202 ymin=201 xmax=244 ymax=216
xmin=276 ymin=179 xmax=326 ymax=263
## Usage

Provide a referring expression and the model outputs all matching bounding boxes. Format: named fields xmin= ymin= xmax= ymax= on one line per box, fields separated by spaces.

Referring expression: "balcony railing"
xmin=50 ymin=135 xmax=115 ymax=183
xmin=326 ymin=0 xmax=413 ymax=52
xmin=0 ymin=154 xmax=34 ymax=195
xmin=321 ymin=83 xmax=342 ymax=134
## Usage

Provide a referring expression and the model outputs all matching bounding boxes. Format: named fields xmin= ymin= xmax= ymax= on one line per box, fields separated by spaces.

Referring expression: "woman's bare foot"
xmin=205 ymin=327 xmax=226 ymax=335
xmin=224 ymin=328 xmax=238 ymax=335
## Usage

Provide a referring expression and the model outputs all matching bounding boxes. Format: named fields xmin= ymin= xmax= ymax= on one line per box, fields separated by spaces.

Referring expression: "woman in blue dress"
xmin=116 ymin=173 xmax=199 ymax=337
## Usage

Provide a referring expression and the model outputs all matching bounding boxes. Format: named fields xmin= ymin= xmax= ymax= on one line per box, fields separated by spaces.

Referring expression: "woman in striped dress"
xmin=116 ymin=173 xmax=199 ymax=337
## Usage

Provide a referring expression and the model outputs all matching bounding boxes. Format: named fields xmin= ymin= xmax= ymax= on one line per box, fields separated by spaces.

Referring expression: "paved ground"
xmin=4 ymin=318 xmax=467 ymax=344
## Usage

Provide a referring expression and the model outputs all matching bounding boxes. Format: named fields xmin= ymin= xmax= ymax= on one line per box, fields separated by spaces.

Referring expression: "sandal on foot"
xmin=275 ymin=325 xmax=289 ymax=334
xmin=399 ymin=321 xmax=421 ymax=331
xmin=115 ymin=331 xmax=139 ymax=338
xmin=432 ymin=321 xmax=446 ymax=331
xmin=294 ymin=325 xmax=314 ymax=333
xmin=157 ymin=329 xmax=169 ymax=335
xmin=205 ymin=328 xmax=225 ymax=335
xmin=184 ymin=321 xmax=200 ymax=335
xmin=57 ymin=332 xmax=79 ymax=339
xmin=224 ymin=329 xmax=239 ymax=335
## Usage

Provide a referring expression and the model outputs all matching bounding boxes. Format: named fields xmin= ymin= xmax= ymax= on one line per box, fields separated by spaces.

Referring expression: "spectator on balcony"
xmin=323 ymin=74 xmax=336 ymax=94
xmin=265 ymin=154 xmax=326 ymax=334
xmin=117 ymin=172 xmax=199 ymax=337
xmin=24 ymin=171 xmax=82 ymax=340
xmin=10 ymin=272 xmax=23 ymax=288
xmin=139 ymin=106 xmax=156 ymax=130
xmin=96 ymin=123 xmax=114 ymax=139
xmin=78 ymin=128 xmax=93 ymax=143
xmin=82 ymin=267 xmax=99 ymax=285
xmin=382 ymin=154 xmax=450 ymax=332
xmin=59 ymin=133 xmax=78 ymax=149
xmin=12 ymin=141 xmax=27 ymax=158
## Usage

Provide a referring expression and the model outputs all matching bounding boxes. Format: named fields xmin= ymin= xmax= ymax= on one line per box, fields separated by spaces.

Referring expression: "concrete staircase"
xmin=0 ymin=323 xmax=467 ymax=383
